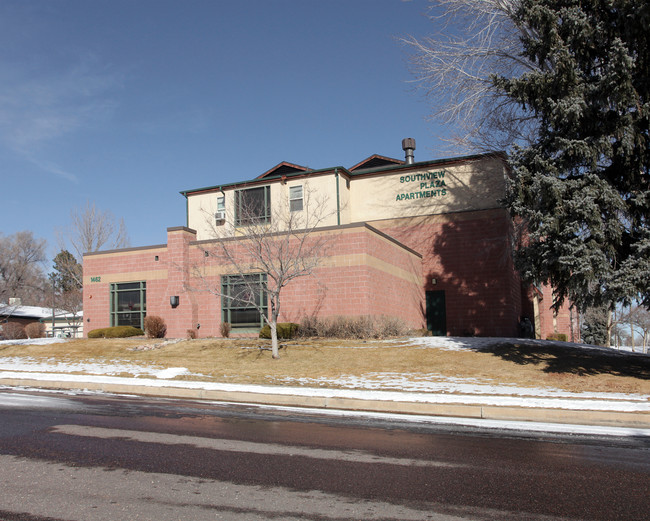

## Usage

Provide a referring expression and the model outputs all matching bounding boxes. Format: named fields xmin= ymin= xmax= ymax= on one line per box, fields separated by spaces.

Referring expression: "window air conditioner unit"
xmin=215 ymin=211 xmax=226 ymax=222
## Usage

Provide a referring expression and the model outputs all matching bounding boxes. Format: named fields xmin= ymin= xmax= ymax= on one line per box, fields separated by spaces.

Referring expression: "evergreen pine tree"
xmin=496 ymin=0 xmax=649 ymax=310
xmin=52 ymin=250 xmax=82 ymax=293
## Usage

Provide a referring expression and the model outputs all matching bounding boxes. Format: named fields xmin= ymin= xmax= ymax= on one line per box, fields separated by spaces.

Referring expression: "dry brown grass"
xmin=1 ymin=337 xmax=649 ymax=395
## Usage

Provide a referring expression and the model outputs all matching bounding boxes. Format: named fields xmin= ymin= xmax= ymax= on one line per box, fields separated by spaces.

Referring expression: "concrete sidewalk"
xmin=2 ymin=370 xmax=649 ymax=431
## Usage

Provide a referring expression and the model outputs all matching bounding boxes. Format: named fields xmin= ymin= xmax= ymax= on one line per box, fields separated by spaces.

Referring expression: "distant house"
xmin=0 ymin=302 xmax=51 ymax=339
xmin=40 ymin=311 xmax=84 ymax=338
xmin=0 ymin=302 xmax=83 ymax=339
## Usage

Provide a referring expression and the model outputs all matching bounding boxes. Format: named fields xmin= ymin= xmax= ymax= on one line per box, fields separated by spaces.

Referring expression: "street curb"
xmin=3 ymin=377 xmax=650 ymax=430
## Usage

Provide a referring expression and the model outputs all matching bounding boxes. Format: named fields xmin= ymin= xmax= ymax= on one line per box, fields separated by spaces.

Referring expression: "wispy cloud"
xmin=24 ymin=156 xmax=79 ymax=183
xmin=135 ymin=106 xmax=214 ymax=136
xmin=0 ymin=53 xmax=122 ymax=180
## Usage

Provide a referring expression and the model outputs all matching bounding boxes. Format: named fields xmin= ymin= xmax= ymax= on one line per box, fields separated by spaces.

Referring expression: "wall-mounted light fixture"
xmin=170 ymin=295 xmax=179 ymax=308
xmin=431 ymin=278 xmax=437 ymax=285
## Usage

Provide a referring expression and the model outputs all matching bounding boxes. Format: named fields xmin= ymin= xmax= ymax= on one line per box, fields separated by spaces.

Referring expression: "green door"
xmin=426 ymin=290 xmax=446 ymax=336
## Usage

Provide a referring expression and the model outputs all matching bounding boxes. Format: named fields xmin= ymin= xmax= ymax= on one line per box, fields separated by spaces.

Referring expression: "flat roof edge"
xmin=83 ymin=243 xmax=167 ymax=257
xmin=191 ymin=221 xmax=422 ymax=258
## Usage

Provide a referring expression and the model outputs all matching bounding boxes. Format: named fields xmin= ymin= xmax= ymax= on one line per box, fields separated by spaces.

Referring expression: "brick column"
xmin=165 ymin=227 xmax=198 ymax=338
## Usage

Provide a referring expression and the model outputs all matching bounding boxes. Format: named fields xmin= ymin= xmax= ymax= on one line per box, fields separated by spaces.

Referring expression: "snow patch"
xmin=0 ymin=338 xmax=68 ymax=347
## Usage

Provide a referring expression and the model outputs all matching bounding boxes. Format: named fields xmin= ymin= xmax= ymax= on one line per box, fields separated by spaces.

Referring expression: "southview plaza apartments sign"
xmin=396 ymin=170 xmax=447 ymax=201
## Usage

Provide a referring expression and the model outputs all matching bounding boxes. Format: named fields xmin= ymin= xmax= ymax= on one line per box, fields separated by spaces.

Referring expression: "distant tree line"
xmin=0 ymin=202 xmax=129 ymax=324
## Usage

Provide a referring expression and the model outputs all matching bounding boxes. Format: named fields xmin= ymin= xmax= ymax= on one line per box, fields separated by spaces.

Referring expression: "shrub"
xmin=3 ymin=322 xmax=27 ymax=340
xmin=297 ymin=315 xmax=408 ymax=339
xmin=297 ymin=315 xmax=319 ymax=337
xmin=259 ymin=322 xmax=299 ymax=339
xmin=87 ymin=326 xmax=144 ymax=338
xmin=87 ymin=328 xmax=104 ymax=338
xmin=144 ymin=315 xmax=167 ymax=338
xmin=376 ymin=316 xmax=408 ymax=337
xmin=547 ymin=333 xmax=568 ymax=342
xmin=25 ymin=322 xmax=46 ymax=339
xmin=220 ymin=322 xmax=231 ymax=338
xmin=186 ymin=328 xmax=197 ymax=339
xmin=329 ymin=315 xmax=374 ymax=338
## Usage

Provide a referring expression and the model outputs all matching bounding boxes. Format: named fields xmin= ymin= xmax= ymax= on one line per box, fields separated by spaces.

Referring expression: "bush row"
xmin=259 ymin=322 xmax=299 ymax=339
xmin=87 ymin=316 xmax=167 ymax=339
xmin=256 ymin=316 xmax=409 ymax=340
xmin=296 ymin=315 xmax=409 ymax=339
xmin=1 ymin=322 xmax=46 ymax=340
xmin=6 ymin=315 xmax=410 ymax=341
xmin=88 ymin=326 xmax=144 ymax=338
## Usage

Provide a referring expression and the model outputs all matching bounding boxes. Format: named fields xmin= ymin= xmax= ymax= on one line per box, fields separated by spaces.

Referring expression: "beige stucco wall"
xmin=185 ymin=156 xmax=506 ymax=240
xmin=186 ymin=189 xmax=231 ymax=240
xmin=349 ymin=156 xmax=507 ymax=222
xmin=187 ymin=174 xmax=348 ymax=241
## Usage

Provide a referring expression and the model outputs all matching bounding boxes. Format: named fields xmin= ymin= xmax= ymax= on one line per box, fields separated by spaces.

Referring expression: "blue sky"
xmin=1 ymin=0 xmax=446 ymax=260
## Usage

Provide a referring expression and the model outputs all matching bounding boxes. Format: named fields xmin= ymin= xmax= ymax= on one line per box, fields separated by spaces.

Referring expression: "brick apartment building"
xmin=83 ymin=140 xmax=578 ymax=340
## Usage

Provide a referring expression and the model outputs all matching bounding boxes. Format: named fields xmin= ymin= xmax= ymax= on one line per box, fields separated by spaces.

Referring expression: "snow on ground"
xmin=329 ymin=336 xmax=649 ymax=355
xmin=0 ymin=356 xmax=191 ymax=380
xmin=275 ymin=372 xmax=649 ymax=402
xmin=2 ymin=336 xmax=648 ymax=437
xmin=398 ymin=336 xmax=649 ymax=355
xmin=1 ymin=336 xmax=648 ymax=412
xmin=0 ymin=338 xmax=68 ymax=347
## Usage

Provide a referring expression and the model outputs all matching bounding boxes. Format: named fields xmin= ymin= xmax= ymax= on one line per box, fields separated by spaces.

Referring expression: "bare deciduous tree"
xmin=401 ymin=0 xmax=539 ymax=152
xmin=57 ymin=201 xmax=130 ymax=286
xmin=618 ymin=304 xmax=650 ymax=354
xmin=633 ymin=308 xmax=650 ymax=354
xmin=0 ymin=231 xmax=48 ymax=305
xmin=191 ymin=185 xmax=334 ymax=359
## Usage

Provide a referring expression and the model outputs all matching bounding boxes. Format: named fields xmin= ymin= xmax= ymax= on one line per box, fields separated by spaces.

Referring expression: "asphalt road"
xmin=0 ymin=389 xmax=649 ymax=521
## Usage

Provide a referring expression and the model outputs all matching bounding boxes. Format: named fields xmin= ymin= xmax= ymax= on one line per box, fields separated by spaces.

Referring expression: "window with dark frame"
xmin=221 ymin=273 xmax=267 ymax=329
xmin=110 ymin=282 xmax=146 ymax=329
xmin=289 ymin=185 xmax=303 ymax=212
xmin=235 ymin=186 xmax=271 ymax=225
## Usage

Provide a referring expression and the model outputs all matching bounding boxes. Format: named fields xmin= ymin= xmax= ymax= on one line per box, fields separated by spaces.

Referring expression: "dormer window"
xmin=289 ymin=185 xmax=303 ymax=212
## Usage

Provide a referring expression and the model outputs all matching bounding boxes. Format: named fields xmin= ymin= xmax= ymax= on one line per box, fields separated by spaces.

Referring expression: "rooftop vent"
xmin=401 ymin=138 xmax=416 ymax=164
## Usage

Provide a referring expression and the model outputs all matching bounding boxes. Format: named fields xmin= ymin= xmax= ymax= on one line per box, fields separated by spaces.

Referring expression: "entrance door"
xmin=426 ymin=290 xmax=446 ymax=336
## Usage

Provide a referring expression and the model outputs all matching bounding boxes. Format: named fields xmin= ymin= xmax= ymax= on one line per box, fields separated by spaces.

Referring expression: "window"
xmin=235 ymin=186 xmax=270 ymax=225
xmin=221 ymin=273 xmax=267 ymax=329
xmin=110 ymin=282 xmax=146 ymax=329
xmin=215 ymin=195 xmax=226 ymax=224
xmin=289 ymin=185 xmax=303 ymax=212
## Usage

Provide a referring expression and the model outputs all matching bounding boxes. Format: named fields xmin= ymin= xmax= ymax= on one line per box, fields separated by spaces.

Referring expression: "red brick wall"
xmin=277 ymin=228 xmax=424 ymax=328
xmin=83 ymin=224 xmax=423 ymax=338
xmin=164 ymin=228 xmax=201 ymax=338
xmin=83 ymin=243 xmax=167 ymax=334
xmin=83 ymin=216 xmax=577 ymax=340
xmin=534 ymin=285 xmax=580 ymax=341
xmin=373 ymin=209 xmax=523 ymax=337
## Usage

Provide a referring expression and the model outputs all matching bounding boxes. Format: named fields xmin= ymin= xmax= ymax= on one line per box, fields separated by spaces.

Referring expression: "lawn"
xmin=1 ymin=336 xmax=649 ymax=396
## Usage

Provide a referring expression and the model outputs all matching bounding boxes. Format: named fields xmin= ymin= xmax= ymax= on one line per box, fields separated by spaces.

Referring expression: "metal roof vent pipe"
xmin=402 ymin=138 xmax=416 ymax=164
